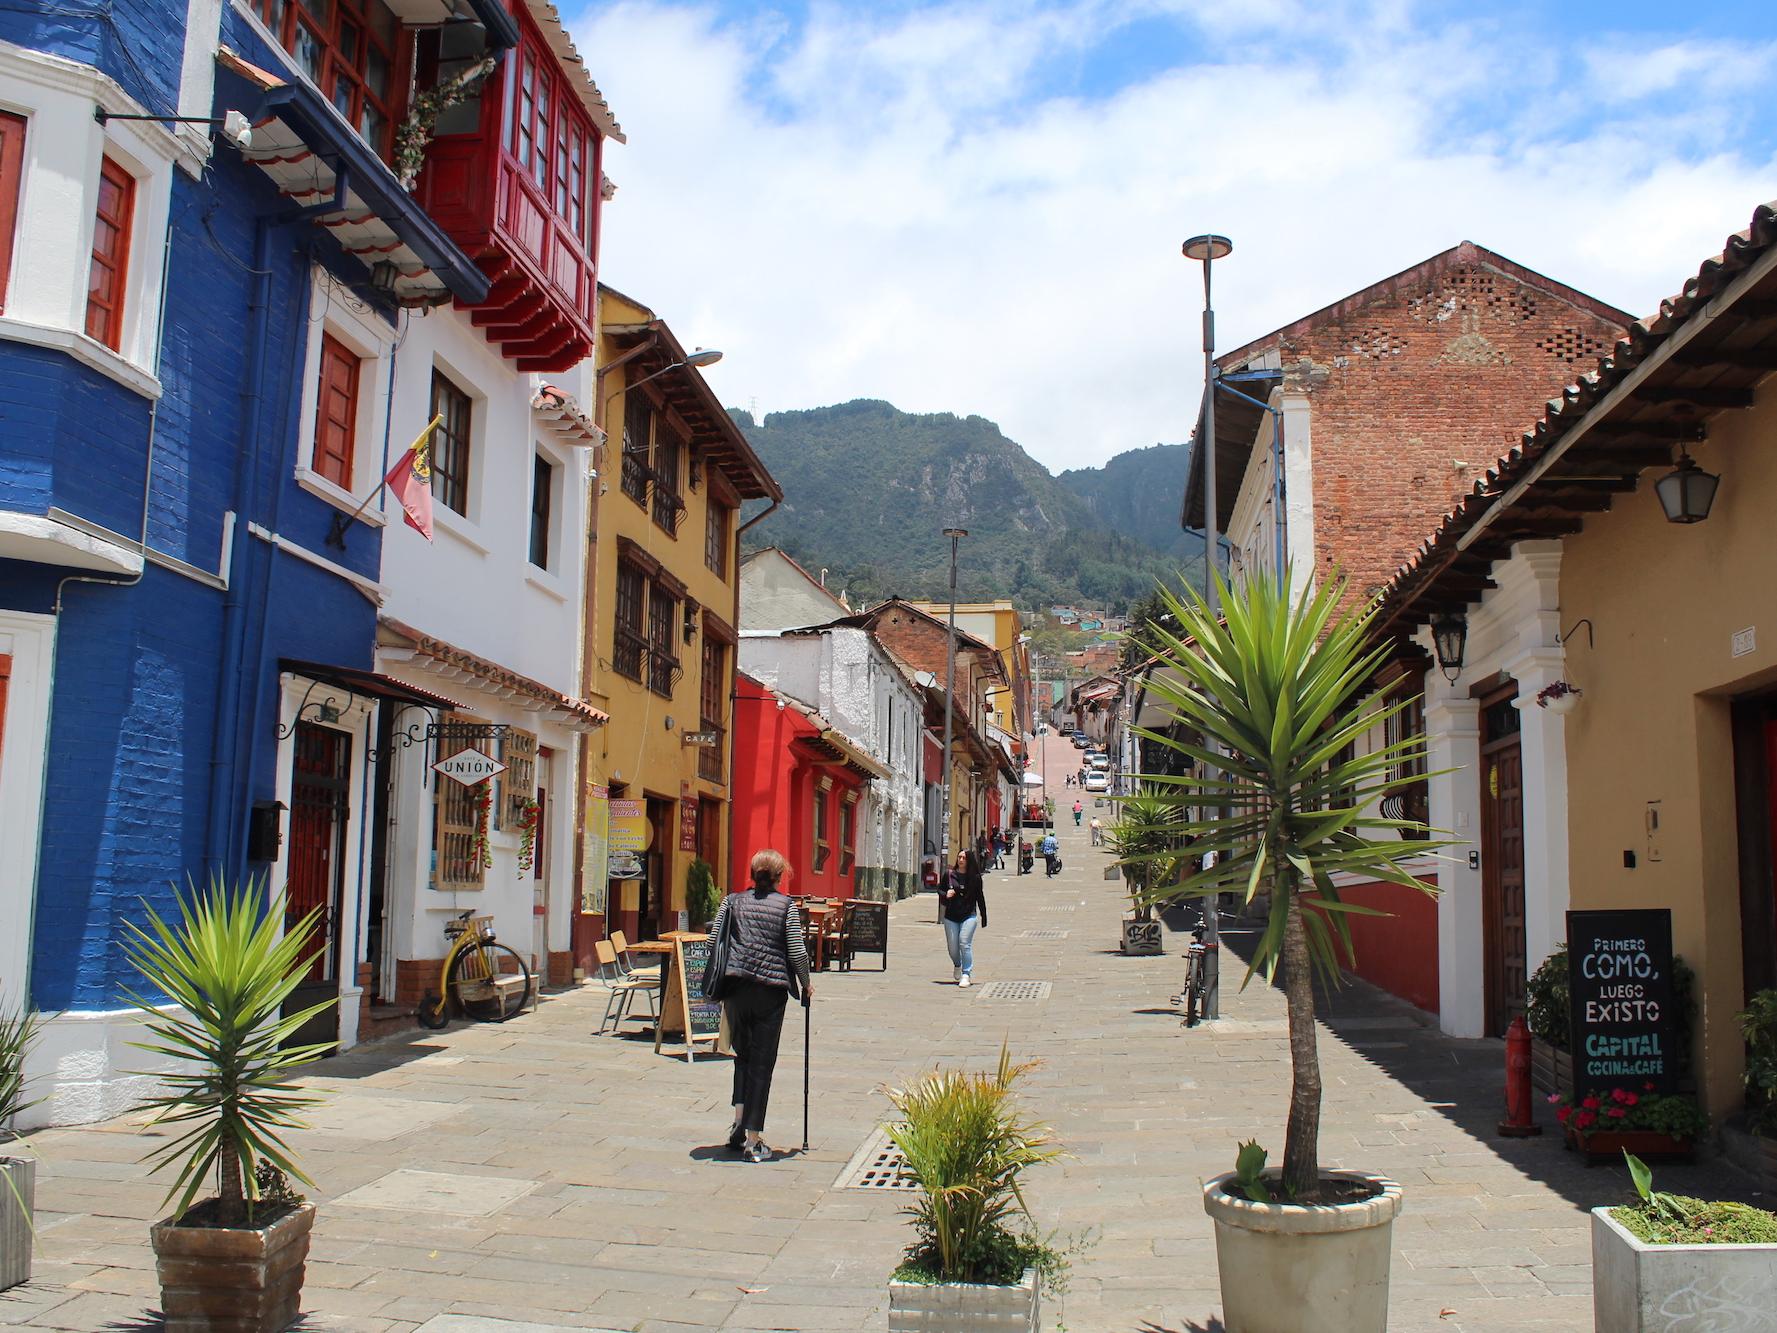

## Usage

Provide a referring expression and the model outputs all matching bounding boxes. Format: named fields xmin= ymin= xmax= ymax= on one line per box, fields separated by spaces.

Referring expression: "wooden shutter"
xmin=313 ymin=334 xmax=360 ymax=488
xmin=85 ymin=157 xmax=134 ymax=350
xmin=500 ymin=727 xmax=537 ymax=830
xmin=0 ymin=112 xmax=25 ymax=313
xmin=433 ymin=714 xmax=487 ymax=890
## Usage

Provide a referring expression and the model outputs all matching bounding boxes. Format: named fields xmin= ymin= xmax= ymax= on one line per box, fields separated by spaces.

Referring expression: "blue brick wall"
xmin=0 ymin=0 xmax=187 ymax=115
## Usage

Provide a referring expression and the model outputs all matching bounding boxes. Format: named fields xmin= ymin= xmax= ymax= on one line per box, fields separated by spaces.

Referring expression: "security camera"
xmin=220 ymin=109 xmax=253 ymax=151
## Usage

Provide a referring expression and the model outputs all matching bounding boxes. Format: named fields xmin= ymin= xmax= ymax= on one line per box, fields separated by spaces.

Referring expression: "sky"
xmin=569 ymin=0 xmax=1777 ymax=474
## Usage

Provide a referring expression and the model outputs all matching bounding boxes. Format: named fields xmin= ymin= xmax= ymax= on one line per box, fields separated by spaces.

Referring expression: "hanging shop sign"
xmin=608 ymin=800 xmax=650 ymax=852
xmin=681 ymin=730 xmax=720 ymax=746
xmin=581 ymin=785 xmax=608 ymax=915
xmin=607 ymin=850 xmax=644 ymax=879
xmin=1566 ymin=908 xmax=1677 ymax=1098
xmin=432 ymin=747 xmax=506 ymax=786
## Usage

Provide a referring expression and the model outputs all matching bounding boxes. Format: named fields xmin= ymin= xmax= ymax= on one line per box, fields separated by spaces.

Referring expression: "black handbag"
xmin=702 ymin=899 xmax=738 ymax=1001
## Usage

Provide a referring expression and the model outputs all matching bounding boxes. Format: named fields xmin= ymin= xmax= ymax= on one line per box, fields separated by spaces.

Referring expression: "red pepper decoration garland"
xmin=469 ymin=787 xmax=494 ymax=872
xmin=515 ymin=796 xmax=542 ymax=872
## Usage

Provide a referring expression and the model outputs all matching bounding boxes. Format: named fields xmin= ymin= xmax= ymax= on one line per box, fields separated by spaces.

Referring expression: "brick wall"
xmin=1263 ymin=247 xmax=1628 ymax=600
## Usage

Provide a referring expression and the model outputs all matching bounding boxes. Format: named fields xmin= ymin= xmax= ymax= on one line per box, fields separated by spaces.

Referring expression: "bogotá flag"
xmin=385 ymin=413 xmax=441 ymax=541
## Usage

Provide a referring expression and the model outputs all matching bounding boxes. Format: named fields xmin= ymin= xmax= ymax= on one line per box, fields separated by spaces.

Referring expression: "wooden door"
xmin=1479 ymin=688 xmax=1526 ymax=1037
xmin=284 ymin=723 xmax=349 ymax=1048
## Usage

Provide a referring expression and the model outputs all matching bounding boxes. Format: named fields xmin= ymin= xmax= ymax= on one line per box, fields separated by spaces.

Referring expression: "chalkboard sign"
xmin=1566 ymin=908 xmax=1677 ymax=1098
xmin=680 ymin=937 xmax=722 ymax=1036
xmin=844 ymin=900 xmax=888 ymax=970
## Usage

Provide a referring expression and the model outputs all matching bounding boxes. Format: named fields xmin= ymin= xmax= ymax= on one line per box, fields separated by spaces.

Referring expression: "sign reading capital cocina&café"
xmin=1565 ymin=908 xmax=1676 ymax=1098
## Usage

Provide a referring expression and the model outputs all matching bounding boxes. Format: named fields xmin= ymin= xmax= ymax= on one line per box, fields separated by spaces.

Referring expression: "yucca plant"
xmin=122 ymin=878 xmax=336 ymax=1228
xmin=885 ymin=1045 xmax=1061 ymax=1285
xmin=1109 ymin=784 xmax=1184 ymax=923
xmin=1133 ymin=569 xmax=1442 ymax=1199
xmin=0 ymin=1004 xmax=41 ymax=1134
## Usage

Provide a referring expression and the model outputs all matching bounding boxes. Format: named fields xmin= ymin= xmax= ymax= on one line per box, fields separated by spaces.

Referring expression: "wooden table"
xmin=805 ymin=905 xmax=836 ymax=971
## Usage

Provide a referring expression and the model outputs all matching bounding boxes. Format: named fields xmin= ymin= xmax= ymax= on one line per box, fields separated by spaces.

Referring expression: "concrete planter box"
xmin=151 ymin=1200 xmax=315 ymax=1333
xmin=1120 ymin=919 xmax=1164 ymax=955
xmin=887 ymin=1266 xmax=1039 ymax=1332
xmin=1591 ymin=1205 xmax=1777 ymax=1332
xmin=0 ymin=1156 xmax=32 ymax=1292
xmin=1204 ymin=1169 xmax=1404 ymax=1333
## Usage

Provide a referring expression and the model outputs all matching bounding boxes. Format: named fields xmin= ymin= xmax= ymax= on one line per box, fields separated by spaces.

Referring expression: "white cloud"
xmin=574 ymin=1 xmax=1777 ymax=472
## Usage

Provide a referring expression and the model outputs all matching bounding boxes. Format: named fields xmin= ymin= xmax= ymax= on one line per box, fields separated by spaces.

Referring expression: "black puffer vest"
xmin=723 ymin=889 xmax=798 ymax=996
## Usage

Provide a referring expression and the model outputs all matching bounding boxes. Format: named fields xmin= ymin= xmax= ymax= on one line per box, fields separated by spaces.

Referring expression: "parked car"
xmin=1084 ymin=771 xmax=1110 ymax=793
xmin=1088 ymin=754 xmax=1111 ymax=771
xmin=1071 ymin=734 xmax=1088 ymax=748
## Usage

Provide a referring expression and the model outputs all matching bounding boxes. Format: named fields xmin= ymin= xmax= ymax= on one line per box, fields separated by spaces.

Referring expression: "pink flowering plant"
xmin=1534 ymin=680 xmax=1582 ymax=708
xmin=1548 ymin=1083 xmax=1708 ymax=1142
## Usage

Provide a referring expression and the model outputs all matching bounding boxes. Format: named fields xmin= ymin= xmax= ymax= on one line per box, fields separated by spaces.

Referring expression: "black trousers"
xmin=725 ymin=980 xmax=790 ymax=1132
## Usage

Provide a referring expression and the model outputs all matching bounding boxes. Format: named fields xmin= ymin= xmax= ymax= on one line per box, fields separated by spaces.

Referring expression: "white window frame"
xmin=0 ymin=44 xmax=179 ymax=401
xmin=293 ymin=267 xmax=395 ymax=519
xmin=0 ymin=611 xmax=55 ymax=1013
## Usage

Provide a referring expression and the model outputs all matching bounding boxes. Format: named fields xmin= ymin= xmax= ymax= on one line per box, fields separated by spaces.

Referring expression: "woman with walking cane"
xmin=710 ymin=850 xmax=811 ymax=1162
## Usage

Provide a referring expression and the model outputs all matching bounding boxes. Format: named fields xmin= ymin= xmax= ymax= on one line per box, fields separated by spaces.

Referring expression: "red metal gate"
xmin=288 ymin=722 xmax=350 ymax=986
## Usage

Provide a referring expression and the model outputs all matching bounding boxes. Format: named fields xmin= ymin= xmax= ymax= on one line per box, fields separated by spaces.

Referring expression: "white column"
xmin=1507 ymin=645 xmax=1571 ymax=979
xmin=1427 ymin=692 xmax=1484 ymax=1038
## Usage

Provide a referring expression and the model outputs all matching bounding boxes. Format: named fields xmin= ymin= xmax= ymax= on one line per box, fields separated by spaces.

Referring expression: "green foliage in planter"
xmin=1615 ymin=1153 xmax=1777 ymax=1244
xmin=1525 ymin=946 xmax=1698 ymax=1076
xmin=1232 ymin=1139 xmax=1273 ymax=1204
xmin=885 ymin=1045 xmax=1065 ymax=1288
xmin=1739 ymin=988 xmax=1777 ymax=1135
xmin=686 ymin=858 xmax=722 ymax=929
xmin=1109 ymin=785 xmax=1183 ymax=923
xmin=1552 ymin=1086 xmax=1709 ymax=1140
xmin=122 ymin=878 xmax=336 ymax=1228
xmin=0 ymin=1004 xmax=41 ymax=1131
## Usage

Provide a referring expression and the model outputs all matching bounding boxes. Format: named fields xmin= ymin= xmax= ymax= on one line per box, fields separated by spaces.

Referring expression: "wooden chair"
xmin=609 ymin=930 xmax=662 ymax=980
xmin=819 ymin=900 xmax=848 ymax=971
xmin=594 ymin=939 xmax=659 ymax=1034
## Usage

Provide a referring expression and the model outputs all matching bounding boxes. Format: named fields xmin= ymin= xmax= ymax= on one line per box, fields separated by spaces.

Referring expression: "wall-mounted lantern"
xmin=1655 ymin=442 xmax=1720 ymax=525
xmin=1431 ymin=612 xmax=1468 ymax=683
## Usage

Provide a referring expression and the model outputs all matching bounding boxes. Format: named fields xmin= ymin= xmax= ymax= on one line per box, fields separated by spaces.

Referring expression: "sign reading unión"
xmin=432 ymin=747 xmax=506 ymax=786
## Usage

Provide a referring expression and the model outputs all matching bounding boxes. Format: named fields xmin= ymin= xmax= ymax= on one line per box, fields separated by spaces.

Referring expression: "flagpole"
xmin=334 ymin=413 xmax=442 ymax=533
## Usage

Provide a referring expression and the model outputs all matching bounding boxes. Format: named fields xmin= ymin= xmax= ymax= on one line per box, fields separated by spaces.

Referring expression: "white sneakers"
xmin=959 ymin=974 xmax=972 ymax=988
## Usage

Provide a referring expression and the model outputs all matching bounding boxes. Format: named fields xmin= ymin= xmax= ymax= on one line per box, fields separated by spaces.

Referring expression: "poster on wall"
xmin=608 ymin=800 xmax=649 ymax=884
xmin=680 ymin=782 xmax=698 ymax=852
xmin=581 ymin=785 xmax=608 ymax=915
xmin=1566 ymin=908 xmax=1677 ymax=1099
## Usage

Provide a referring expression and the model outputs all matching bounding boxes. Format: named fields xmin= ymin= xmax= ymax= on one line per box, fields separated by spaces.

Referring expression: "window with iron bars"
xmin=614 ymin=561 xmax=646 ymax=682
xmin=1381 ymin=674 xmax=1430 ymax=840
xmin=647 ymin=585 xmax=678 ymax=697
xmin=699 ymin=637 xmax=726 ymax=782
xmin=652 ymin=423 xmax=682 ymax=535
xmin=620 ymin=392 xmax=651 ymax=506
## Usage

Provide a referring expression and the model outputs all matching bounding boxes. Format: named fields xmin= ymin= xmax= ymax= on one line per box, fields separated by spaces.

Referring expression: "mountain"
xmin=1056 ymin=442 xmax=1200 ymax=561
xmin=734 ymin=401 xmax=1198 ymax=610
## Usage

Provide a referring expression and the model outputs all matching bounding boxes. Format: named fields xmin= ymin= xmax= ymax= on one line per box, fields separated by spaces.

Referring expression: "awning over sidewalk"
xmin=280 ymin=659 xmax=461 ymax=711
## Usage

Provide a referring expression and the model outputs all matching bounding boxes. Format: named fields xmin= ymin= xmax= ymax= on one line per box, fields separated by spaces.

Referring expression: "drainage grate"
xmin=1016 ymin=929 xmax=1069 ymax=940
xmin=978 ymin=980 xmax=1052 ymax=1001
xmin=1039 ymin=905 xmax=1076 ymax=913
xmin=835 ymin=1127 xmax=919 ymax=1191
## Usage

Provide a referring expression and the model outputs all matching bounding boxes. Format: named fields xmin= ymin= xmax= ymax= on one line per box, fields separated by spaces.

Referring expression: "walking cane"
xmin=801 ymin=992 xmax=811 ymax=1154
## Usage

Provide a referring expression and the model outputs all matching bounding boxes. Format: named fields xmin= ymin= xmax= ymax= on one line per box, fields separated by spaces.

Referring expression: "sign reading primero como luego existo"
xmin=1565 ymin=908 xmax=1676 ymax=1098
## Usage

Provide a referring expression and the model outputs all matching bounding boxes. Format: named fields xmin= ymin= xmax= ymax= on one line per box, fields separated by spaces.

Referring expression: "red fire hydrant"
xmin=1497 ymin=1015 xmax=1542 ymax=1137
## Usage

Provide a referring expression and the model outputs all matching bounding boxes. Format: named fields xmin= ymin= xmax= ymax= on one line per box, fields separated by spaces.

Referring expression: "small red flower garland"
xmin=515 ymin=796 xmax=542 ymax=872
xmin=469 ymin=787 xmax=494 ymax=871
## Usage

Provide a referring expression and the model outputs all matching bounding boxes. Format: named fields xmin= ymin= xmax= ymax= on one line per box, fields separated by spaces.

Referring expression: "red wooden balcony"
xmin=414 ymin=0 xmax=624 ymax=371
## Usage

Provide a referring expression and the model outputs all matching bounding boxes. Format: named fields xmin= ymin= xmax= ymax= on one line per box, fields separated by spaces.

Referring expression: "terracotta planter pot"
xmin=150 ymin=1201 xmax=315 ymax=1333
xmin=1592 ymin=1205 xmax=1777 ymax=1331
xmin=1565 ymin=1127 xmax=1694 ymax=1164
xmin=1203 ymin=1170 xmax=1404 ymax=1333
xmin=887 ymin=1266 xmax=1039 ymax=1332
xmin=0 ymin=1156 xmax=33 ymax=1292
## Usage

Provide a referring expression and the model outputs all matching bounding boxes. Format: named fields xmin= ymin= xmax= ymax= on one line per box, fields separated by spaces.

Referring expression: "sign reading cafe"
xmin=1565 ymin=908 xmax=1677 ymax=1098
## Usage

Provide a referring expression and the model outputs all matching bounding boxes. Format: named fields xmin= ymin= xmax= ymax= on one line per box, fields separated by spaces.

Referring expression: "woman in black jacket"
xmin=940 ymin=848 xmax=988 ymax=987
xmin=711 ymin=849 xmax=811 ymax=1162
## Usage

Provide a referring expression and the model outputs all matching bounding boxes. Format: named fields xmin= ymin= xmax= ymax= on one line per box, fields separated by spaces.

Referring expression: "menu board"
xmin=1566 ymin=908 xmax=1677 ymax=1097
xmin=846 ymin=900 xmax=888 ymax=970
xmin=654 ymin=933 xmax=724 ymax=1062
xmin=581 ymin=786 xmax=608 ymax=915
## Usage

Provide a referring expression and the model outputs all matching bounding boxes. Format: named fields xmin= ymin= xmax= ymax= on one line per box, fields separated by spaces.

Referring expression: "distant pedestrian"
xmin=1072 ymin=799 xmax=1084 ymax=827
xmin=1041 ymin=830 xmax=1059 ymax=877
xmin=975 ymin=832 xmax=991 ymax=874
xmin=940 ymin=850 xmax=988 ymax=987
xmin=1089 ymin=816 xmax=1103 ymax=846
xmin=712 ymin=850 xmax=811 ymax=1162
xmin=990 ymin=828 xmax=1005 ymax=868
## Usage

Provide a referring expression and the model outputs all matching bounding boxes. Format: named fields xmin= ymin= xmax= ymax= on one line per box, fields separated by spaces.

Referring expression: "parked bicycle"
xmin=416 ymin=911 xmax=532 ymax=1029
xmin=1170 ymin=927 xmax=1211 ymax=1028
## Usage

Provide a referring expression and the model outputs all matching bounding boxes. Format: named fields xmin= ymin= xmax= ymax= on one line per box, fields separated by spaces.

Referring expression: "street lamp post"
xmin=1183 ymin=235 xmax=1231 ymax=615
xmin=940 ymin=528 xmax=967 ymax=862
xmin=1183 ymin=233 xmax=1231 ymax=1019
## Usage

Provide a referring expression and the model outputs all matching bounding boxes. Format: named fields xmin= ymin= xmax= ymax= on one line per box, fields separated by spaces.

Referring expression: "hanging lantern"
xmin=1654 ymin=448 xmax=1719 ymax=525
xmin=1431 ymin=612 xmax=1467 ymax=683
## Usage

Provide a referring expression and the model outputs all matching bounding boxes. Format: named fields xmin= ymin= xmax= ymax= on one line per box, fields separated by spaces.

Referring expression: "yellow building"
xmin=579 ymin=286 xmax=781 ymax=950
xmin=905 ymin=601 xmax=1030 ymax=737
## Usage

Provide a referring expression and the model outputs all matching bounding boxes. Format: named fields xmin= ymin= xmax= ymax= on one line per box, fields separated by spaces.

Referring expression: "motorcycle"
xmin=1017 ymin=841 xmax=1034 ymax=875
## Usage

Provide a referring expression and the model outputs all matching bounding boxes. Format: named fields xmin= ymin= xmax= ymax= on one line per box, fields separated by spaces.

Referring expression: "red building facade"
xmin=729 ymin=674 xmax=883 ymax=897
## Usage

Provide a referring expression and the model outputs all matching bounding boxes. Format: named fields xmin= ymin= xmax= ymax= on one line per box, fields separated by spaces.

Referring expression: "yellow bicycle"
xmin=416 ymin=911 xmax=532 ymax=1029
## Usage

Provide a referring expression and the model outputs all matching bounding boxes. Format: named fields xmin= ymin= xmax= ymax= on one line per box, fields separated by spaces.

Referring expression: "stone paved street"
xmin=5 ymin=744 xmax=1765 ymax=1332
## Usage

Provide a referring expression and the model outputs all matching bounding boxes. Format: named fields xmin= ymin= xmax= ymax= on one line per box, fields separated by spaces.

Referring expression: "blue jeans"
xmin=943 ymin=914 xmax=979 ymax=976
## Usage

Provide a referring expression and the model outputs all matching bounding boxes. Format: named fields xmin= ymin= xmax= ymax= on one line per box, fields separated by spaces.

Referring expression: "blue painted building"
xmin=0 ymin=0 xmax=552 ymax=1123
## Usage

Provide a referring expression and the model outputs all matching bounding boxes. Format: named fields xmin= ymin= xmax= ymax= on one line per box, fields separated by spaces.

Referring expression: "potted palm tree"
xmin=122 ymin=878 xmax=337 ymax=1333
xmin=1110 ymin=785 xmax=1180 ymax=955
xmin=1134 ymin=570 xmax=1440 ymax=1333
xmin=0 ymin=1001 xmax=41 ymax=1292
xmin=884 ymin=1047 xmax=1064 ymax=1332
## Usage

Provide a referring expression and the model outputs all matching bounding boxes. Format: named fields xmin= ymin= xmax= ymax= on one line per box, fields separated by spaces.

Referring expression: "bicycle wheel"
xmin=416 ymin=988 xmax=451 ymax=1030
xmin=452 ymin=943 xmax=532 ymax=1023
